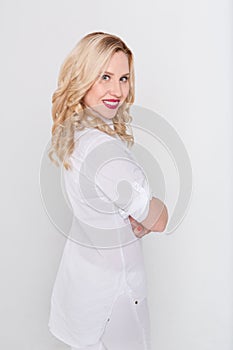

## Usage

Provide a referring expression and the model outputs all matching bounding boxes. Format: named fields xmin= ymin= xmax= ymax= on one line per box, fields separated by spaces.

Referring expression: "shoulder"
xmin=73 ymin=127 xmax=129 ymax=159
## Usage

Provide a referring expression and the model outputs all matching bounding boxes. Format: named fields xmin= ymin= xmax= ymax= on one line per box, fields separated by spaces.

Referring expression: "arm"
xmin=129 ymin=197 xmax=168 ymax=237
xmin=140 ymin=197 xmax=168 ymax=232
xmin=82 ymin=134 xmax=166 ymax=232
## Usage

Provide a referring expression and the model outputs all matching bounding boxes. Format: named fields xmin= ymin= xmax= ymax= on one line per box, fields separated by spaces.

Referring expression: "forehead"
xmin=104 ymin=51 xmax=129 ymax=73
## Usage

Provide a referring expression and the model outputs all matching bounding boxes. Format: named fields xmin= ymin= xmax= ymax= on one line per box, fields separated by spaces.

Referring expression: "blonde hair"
xmin=48 ymin=31 xmax=135 ymax=170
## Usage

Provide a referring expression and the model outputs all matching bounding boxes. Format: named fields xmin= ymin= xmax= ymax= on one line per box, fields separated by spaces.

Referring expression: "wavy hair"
xmin=48 ymin=31 xmax=135 ymax=170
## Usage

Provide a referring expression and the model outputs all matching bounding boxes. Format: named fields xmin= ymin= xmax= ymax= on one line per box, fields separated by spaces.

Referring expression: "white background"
xmin=0 ymin=0 xmax=232 ymax=349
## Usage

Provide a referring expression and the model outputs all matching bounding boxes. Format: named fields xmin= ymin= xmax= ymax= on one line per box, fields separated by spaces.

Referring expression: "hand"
xmin=128 ymin=215 xmax=151 ymax=238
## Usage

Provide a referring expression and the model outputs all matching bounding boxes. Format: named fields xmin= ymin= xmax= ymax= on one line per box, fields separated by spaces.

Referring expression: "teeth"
xmin=103 ymin=101 xmax=119 ymax=106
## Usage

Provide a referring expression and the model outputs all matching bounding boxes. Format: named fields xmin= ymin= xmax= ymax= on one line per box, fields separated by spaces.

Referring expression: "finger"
xmin=135 ymin=230 xmax=146 ymax=238
xmin=130 ymin=220 xmax=139 ymax=230
xmin=133 ymin=225 xmax=143 ymax=233
xmin=129 ymin=217 xmax=137 ymax=225
xmin=136 ymin=227 xmax=151 ymax=238
xmin=143 ymin=229 xmax=151 ymax=234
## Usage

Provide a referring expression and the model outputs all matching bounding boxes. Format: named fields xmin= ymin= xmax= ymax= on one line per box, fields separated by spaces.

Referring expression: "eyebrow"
xmin=103 ymin=71 xmax=130 ymax=76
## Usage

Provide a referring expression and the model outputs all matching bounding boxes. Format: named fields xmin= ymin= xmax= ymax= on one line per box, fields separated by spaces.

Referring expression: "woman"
xmin=48 ymin=31 xmax=168 ymax=350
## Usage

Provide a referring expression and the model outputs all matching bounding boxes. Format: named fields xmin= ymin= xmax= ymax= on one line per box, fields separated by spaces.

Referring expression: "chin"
xmin=89 ymin=105 xmax=118 ymax=120
xmin=100 ymin=109 xmax=118 ymax=120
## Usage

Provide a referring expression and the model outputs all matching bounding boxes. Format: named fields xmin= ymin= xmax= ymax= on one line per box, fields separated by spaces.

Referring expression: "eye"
xmin=120 ymin=76 xmax=129 ymax=82
xmin=101 ymin=74 xmax=110 ymax=81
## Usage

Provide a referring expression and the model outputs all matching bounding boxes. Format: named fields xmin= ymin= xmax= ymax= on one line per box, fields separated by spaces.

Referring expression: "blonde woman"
xmin=48 ymin=32 xmax=168 ymax=350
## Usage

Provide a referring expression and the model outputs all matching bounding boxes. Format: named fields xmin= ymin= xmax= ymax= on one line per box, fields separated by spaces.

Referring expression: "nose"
xmin=109 ymin=79 xmax=122 ymax=98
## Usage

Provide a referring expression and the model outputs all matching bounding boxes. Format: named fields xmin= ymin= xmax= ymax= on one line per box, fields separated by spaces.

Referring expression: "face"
xmin=83 ymin=51 xmax=130 ymax=119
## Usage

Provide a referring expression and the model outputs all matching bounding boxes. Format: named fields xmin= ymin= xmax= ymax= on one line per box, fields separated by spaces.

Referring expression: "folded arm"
xmin=129 ymin=197 xmax=168 ymax=238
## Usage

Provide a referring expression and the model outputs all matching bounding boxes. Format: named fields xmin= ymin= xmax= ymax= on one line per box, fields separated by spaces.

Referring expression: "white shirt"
xmin=48 ymin=115 xmax=153 ymax=348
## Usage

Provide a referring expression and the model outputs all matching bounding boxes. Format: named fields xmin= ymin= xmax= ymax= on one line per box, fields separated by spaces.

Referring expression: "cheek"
xmin=123 ymin=84 xmax=130 ymax=97
xmin=83 ymin=88 xmax=97 ymax=105
xmin=88 ymin=86 xmax=105 ymax=102
xmin=83 ymin=89 xmax=91 ymax=104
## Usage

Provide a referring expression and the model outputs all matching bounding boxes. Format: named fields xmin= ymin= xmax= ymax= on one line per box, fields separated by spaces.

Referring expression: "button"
xmin=107 ymin=318 xmax=110 ymax=322
xmin=134 ymin=300 xmax=138 ymax=304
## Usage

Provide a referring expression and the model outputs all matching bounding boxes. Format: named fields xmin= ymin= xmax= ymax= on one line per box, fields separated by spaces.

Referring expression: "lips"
xmin=102 ymin=99 xmax=120 ymax=110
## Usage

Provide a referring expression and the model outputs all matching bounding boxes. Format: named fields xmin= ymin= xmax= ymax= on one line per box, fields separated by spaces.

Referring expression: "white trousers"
xmin=71 ymin=291 xmax=151 ymax=350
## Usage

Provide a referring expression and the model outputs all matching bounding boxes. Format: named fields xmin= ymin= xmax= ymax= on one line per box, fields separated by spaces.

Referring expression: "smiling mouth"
xmin=102 ymin=100 xmax=120 ymax=109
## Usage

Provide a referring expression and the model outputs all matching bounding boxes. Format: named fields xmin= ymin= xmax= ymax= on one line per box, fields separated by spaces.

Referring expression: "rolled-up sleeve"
xmin=79 ymin=132 xmax=153 ymax=223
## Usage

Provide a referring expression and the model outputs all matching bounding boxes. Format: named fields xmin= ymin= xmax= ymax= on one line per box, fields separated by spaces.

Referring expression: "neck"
xmin=86 ymin=107 xmax=115 ymax=129
xmin=97 ymin=114 xmax=115 ymax=129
